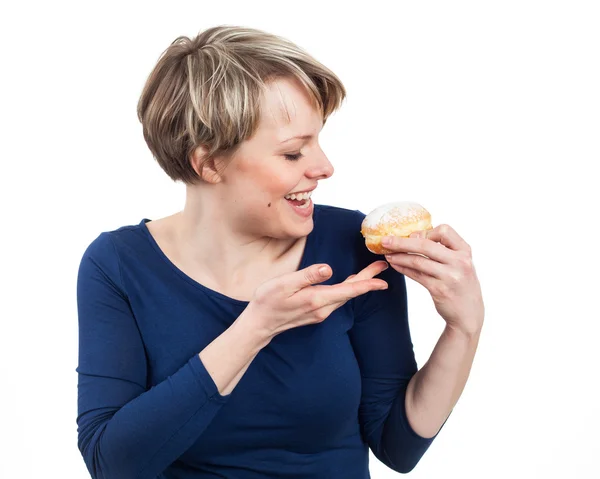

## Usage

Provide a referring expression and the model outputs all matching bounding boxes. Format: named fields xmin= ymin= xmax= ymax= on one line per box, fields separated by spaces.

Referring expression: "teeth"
xmin=285 ymin=190 xmax=312 ymax=200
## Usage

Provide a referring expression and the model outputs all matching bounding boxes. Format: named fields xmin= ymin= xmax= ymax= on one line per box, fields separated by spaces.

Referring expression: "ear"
xmin=190 ymin=145 xmax=225 ymax=184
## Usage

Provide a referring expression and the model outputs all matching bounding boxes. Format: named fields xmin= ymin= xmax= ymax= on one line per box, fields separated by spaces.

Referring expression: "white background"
xmin=1 ymin=1 xmax=599 ymax=478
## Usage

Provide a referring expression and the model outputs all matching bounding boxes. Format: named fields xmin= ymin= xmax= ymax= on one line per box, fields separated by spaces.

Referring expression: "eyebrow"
xmin=278 ymin=134 xmax=314 ymax=145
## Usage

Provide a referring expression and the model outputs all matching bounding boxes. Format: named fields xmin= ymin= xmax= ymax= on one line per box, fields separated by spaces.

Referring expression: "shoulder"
xmin=78 ymin=219 xmax=149 ymax=279
xmin=82 ymin=219 xmax=149 ymax=257
xmin=313 ymin=204 xmax=378 ymax=269
xmin=314 ymin=203 xmax=366 ymax=234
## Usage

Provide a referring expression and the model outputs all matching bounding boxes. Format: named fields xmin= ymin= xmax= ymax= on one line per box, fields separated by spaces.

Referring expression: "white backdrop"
xmin=1 ymin=1 xmax=599 ymax=478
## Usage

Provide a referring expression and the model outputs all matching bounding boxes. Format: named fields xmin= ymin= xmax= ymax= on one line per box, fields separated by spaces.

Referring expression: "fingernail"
xmin=382 ymin=237 xmax=391 ymax=246
xmin=382 ymin=262 xmax=389 ymax=270
xmin=319 ymin=266 xmax=329 ymax=276
xmin=410 ymin=232 xmax=421 ymax=239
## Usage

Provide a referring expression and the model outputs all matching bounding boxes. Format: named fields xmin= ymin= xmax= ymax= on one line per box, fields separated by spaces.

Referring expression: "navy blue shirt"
xmin=76 ymin=204 xmax=439 ymax=479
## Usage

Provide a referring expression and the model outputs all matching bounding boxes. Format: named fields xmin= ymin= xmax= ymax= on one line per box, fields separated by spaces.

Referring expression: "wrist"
xmin=444 ymin=322 xmax=482 ymax=343
xmin=234 ymin=306 xmax=274 ymax=350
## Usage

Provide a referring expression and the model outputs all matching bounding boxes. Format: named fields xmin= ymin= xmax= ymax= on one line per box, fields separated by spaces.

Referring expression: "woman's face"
xmin=215 ymin=77 xmax=334 ymax=239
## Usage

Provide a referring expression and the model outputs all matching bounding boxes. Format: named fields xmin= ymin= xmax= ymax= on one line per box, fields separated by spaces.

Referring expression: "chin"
xmin=293 ymin=218 xmax=314 ymax=236
xmin=253 ymin=198 xmax=315 ymax=239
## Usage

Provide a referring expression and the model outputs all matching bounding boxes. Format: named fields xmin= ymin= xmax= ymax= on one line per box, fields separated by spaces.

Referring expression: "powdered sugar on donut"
xmin=362 ymin=201 xmax=428 ymax=229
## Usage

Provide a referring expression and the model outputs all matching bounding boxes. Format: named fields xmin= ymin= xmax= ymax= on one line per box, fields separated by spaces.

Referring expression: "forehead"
xmin=258 ymin=78 xmax=323 ymax=141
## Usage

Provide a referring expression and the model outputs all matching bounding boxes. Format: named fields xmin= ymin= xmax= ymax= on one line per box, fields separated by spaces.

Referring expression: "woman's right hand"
xmin=244 ymin=261 xmax=390 ymax=339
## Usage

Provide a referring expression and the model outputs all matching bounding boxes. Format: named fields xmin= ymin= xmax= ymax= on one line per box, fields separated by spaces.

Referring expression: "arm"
xmin=349 ymin=265 xmax=440 ymax=474
xmin=406 ymin=326 xmax=480 ymax=438
xmin=76 ymin=233 xmax=268 ymax=479
xmin=381 ymin=224 xmax=485 ymax=439
xmin=199 ymin=317 xmax=269 ymax=396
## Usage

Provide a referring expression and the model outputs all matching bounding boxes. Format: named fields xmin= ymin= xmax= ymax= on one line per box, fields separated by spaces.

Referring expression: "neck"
xmin=172 ymin=187 xmax=299 ymax=288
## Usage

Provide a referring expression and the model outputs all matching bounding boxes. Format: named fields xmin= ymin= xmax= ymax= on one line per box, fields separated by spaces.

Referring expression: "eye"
xmin=284 ymin=152 xmax=303 ymax=161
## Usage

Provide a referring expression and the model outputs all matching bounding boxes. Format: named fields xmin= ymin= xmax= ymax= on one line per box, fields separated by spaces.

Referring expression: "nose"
xmin=305 ymin=148 xmax=334 ymax=180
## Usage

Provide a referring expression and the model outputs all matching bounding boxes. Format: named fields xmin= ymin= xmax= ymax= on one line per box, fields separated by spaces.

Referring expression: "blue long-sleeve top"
xmin=76 ymin=204 xmax=441 ymax=479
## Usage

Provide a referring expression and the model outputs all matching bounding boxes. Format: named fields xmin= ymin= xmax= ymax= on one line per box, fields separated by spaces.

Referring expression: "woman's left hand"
xmin=382 ymin=224 xmax=484 ymax=336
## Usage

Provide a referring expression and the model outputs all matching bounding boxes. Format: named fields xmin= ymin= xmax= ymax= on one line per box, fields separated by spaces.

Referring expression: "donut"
xmin=360 ymin=201 xmax=433 ymax=254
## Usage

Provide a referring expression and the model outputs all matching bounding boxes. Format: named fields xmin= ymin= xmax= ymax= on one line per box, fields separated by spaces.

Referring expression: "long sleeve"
xmin=76 ymin=233 xmax=229 ymax=479
xmin=348 ymin=226 xmax=444 ymax=473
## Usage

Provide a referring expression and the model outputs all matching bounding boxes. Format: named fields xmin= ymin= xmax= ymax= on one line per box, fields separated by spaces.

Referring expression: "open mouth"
xmin=284 ymin=190 xmax=312 ymax=209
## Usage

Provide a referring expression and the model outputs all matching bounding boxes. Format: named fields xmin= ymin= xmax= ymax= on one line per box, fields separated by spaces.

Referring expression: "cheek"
xmin=234 ymin=160 xmax=297 ymax=205
xmin=261 ymin=170 xmax=296 ymax=196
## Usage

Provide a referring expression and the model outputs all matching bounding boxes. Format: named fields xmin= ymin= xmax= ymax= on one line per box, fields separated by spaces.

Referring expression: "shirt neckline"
xmin=138 ymin=205 xmax=320 ymax=306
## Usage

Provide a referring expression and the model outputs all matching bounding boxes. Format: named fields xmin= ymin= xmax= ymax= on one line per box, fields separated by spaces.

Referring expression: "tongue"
xmin=287 ymin=198 xmax=305 ymax=206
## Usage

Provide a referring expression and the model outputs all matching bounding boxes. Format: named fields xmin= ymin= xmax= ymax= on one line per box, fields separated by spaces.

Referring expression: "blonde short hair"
xmin=136 ymin=25 xmax=347 ymax=184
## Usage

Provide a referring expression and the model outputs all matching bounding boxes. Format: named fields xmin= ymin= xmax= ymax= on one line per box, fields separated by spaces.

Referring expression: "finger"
xmin=389 ymin=263 xmax=436 ymax=290
xmin=282 ymin=263 xmax=333 ymax=294
xmin=335 ymin=262 xmax=388 ymax=311
xmin=349 ymin=261 xmax=389 ymax=282
xmin=410 ymin=224 xmax=470 ymax=253
xmin=313 ymin=273 xmax=390 ymax=318
xmin=301 ymin=278 xmax=388 ymax=312
xmin=381 ymin=234 xmax=453 ymax=264
xmin=384 ymin=252 xmax=443 ymax=279
xmin=310 ymin=267 xmax=389 ymax=318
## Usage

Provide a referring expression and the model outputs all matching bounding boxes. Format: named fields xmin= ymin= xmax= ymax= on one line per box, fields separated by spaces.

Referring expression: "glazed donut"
xmin=360 ymin=201 xmax=433 ymax=254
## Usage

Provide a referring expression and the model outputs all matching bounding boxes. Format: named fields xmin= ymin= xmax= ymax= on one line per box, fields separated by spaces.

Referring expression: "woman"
xmin=76 ymin=25 xmax=484 ymax=479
